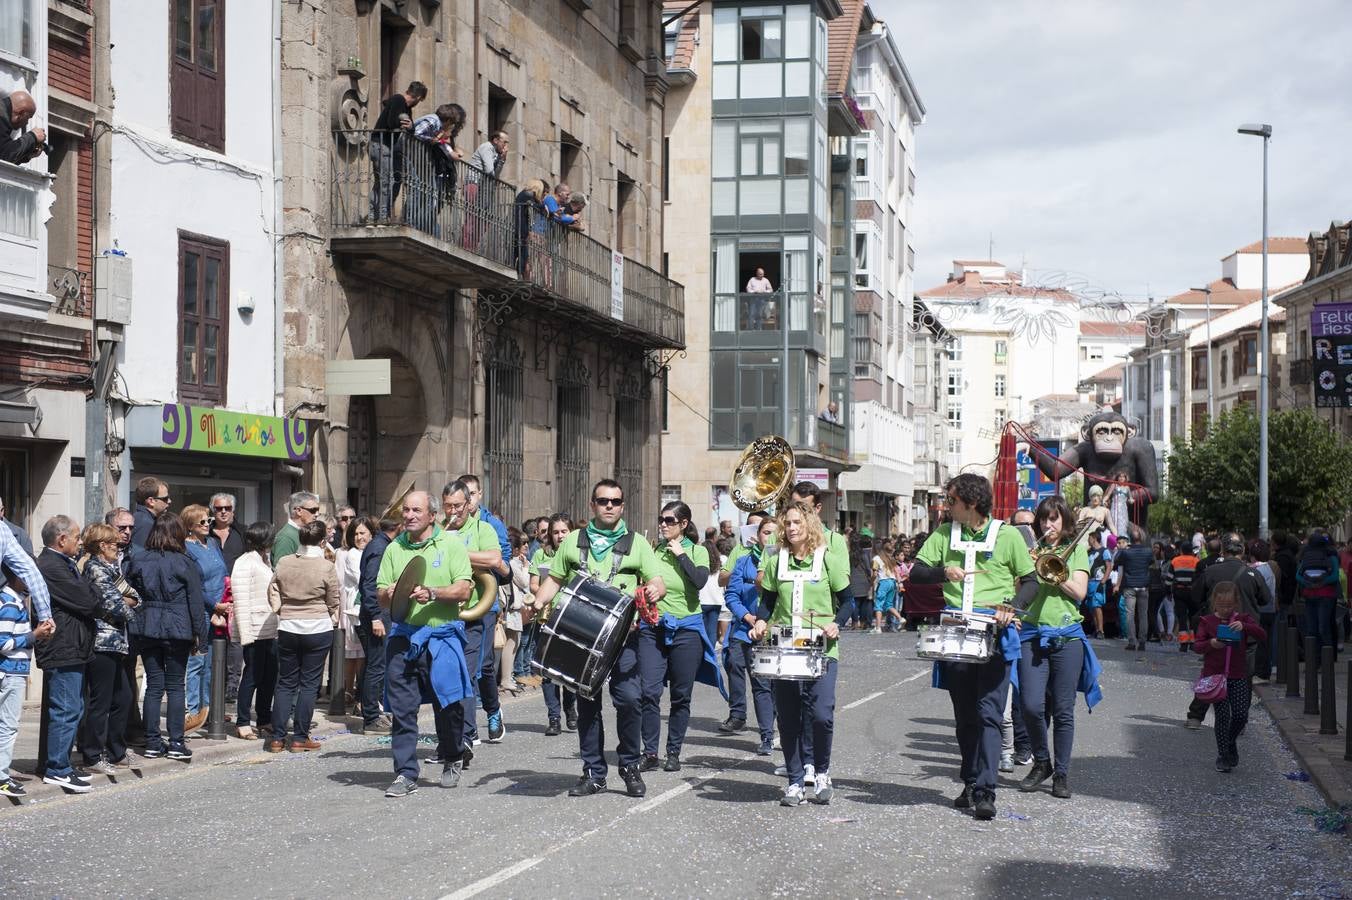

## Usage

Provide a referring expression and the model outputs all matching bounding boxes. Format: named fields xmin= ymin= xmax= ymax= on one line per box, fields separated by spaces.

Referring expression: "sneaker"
xmin=662 ymin=752 xmax=681 ymax=772
xmin=42 ymin=773 xmax=93 ymax=794
xmin=565 ymin=711 xmax=578 ymax=731
xmin=568 ymin=774 xmax=606 ymax=797
xmin=86 ymin=759 xmax=118 ymax=777
xmin=440 ymin=761 xmax=463 ymax=788
xmin=780 ymin=782 xmax=806 ymax=807
xmin=425 ymin=753 xmax=444 ymax=765
xmin=639 ymin=754 xmax=660 ymax=773
xmin=953 ymin=785 xmax=974 ymax=808
xmin=363 ymin=716 xmax=393 ymax=735
xmin=755 ymin=740 xmax=773 ymax=756
xmin=810 ymin=771 xmax=833 ymax=804
xmin=109 ymin=753 xmax=137 ymax=769
xmin=1184 ymin=718 xmax=1202 ymax=730
xmin=804 ymin=764 xmax=816 ymax=786
xmin=774 ymin=764 xmax=789 ymax=777
xmin=166 ymin=743 xmax=193 ymax=761
xmin=461 ymin=746 xmax=474 ymax=770
xmin=1051 ymin=774 xmax=1071 ymax=799
xmin=772 ymin=735 xmax=781 ymax=750
xmin=999 ymin=752 xmax=1015 ymax=773
xmin=385 ymin=775 xmax=418 ymax=798
xmin=0 ymin=778 xmax=26 ymax=797
xmin=618 ymin=765 xmax=646 ymax=798
xmin=142 ymin=744 xmax=167 ymax=759
xmin=1020 ymin=760 xmax=1053 ymax=792
xmin=868 ymin=627 xmax=881 ymax=635
xmin=1012 ymin=750 xmax=1033 ymax=766
xmin=973 ymin=792 xmax=996 ymax=820
xmin=486 ymin=712 xmax=505 ymax=744
xmin=718 ymin=717 xmax=746 ymax=734
xmin=469 ymin=736 xmax=483 ymax=748
xmin=545 ymin=718 xmax=562 ymax=737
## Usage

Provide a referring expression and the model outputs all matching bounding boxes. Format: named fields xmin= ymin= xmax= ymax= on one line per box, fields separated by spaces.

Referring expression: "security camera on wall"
xmin=237 ymin=292 xmax=255 ymax=316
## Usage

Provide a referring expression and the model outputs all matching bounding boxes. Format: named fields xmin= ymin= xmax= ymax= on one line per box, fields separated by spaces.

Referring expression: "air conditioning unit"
xmin=94 ymin=254 xmax=133 ymax=326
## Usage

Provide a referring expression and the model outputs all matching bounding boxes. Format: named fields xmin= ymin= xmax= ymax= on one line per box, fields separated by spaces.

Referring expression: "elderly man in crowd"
xmin=272 ymin=492 xmax=321 ymax=564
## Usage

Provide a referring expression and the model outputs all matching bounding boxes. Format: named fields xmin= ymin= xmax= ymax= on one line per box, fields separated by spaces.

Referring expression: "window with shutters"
xmin=170 ymin=0 xmax=225 ymax=151
xmin=177 ymin=234 xmax=229 ymax=404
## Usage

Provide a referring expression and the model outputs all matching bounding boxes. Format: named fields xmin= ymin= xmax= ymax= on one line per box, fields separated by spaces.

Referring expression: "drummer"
xmin=749 ymin=502 xmax=852 ymax=807
xmin=529 ymin=512 xmax=576 ymax=736
xmin=909 ymin=474 xmax=1037 ymax=820
xmin=375 ymin=490 xmax=475 ymax=798
xmin=638 ymin=501 xmax=722 ymax=774
xmin=533 ymin=479 xmax=666 ymax=799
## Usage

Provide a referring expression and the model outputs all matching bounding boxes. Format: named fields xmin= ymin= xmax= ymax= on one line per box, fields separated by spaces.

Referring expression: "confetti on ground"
xmin=1284 ymin=771 xmax=1311 ymax=782
xmin=1295 ymin=805 xmax=1352 ymax=835
xmin=827 ymin=817 xmax=857 ymax=824
xmin=373 ymin=734 xmax=438 ymax=746
xmin=1002 ymin=812 xmax=1029 ymax=821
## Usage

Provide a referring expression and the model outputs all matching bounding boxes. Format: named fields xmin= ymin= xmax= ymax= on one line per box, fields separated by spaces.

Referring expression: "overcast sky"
xmin=877 ymin=0 xmax=1352 ymax=301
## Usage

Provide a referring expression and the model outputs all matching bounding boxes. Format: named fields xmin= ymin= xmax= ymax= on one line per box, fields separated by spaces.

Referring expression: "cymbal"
xmin=390 ymin=555 xmax=427 ymax=624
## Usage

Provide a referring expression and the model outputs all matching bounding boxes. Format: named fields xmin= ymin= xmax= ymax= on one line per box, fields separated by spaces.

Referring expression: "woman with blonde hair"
xmin=514 ymin=177 xmax=551 ymax=284
xmin=750 ymin=502 xmax=851 ymax=807
xmin=78 ymin=523 xmax=139 ymax=772
xmin=181 ymin=504 xmax=229 ymax=734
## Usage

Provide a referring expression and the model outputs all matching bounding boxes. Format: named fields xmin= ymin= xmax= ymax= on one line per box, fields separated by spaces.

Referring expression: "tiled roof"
xmin=663 ymin=0 xmax=699 ymax=72
xmin=827 ymin=0 xmax=867 ymax=96
xmin=918 ymin=273 xmax=1077 ymax=303
xmin=953 ymin=259 xmax=1002 ymax=266
xmin=1164 ymin=278 xmax=1260 ymax=306
xmin=1227 ymin=237 xmax=1308 ymax=256
xmin=1080 ymin=320 xmax=1146 ymax=337
xmin=1083 ymin=364 xmax=1124 ymax=382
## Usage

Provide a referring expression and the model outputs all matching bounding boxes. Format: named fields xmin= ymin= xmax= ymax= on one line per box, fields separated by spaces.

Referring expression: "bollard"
xmin=1319 ymin=647 xmax=1338 ymax=735
xmin=1274 ymin=616 xmax=1287 ymax=684
xmin=327 ymin=628 xmax=346 ymax=716
xmin=1285 ymin=626 xmax=1301 ymax=698
xmin=1345 ymin=662 xmax=1352 ymax=761
xmin=1303 ymin=637 xmax=1320 ymax=715
xmin=206 ymin=635 xmax=228 ymax=740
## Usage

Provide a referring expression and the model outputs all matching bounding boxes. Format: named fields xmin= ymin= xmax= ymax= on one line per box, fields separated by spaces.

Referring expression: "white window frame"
xmin=994 ymin=374 xmax=1006 ymax=398
xmin=853 ymin=222 xmax=880 ymax=291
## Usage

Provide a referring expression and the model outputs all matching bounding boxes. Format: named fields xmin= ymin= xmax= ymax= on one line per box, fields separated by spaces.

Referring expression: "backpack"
xmin=1297 ymin=546 xmax=1338 ymax=599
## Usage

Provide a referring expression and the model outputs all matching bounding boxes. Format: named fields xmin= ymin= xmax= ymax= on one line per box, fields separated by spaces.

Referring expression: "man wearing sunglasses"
xmin=131 ymin=476 xmax=171 ymax=549
xmin=208 ymin=493 xmax=247 ymax=703
xmin=533 ymin=479 xmax=666 ymax=800
xmin=271 ymin=492 xmax=322 ymax=565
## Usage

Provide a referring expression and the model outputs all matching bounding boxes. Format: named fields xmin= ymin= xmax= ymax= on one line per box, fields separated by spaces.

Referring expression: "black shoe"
xmin=565 ymin=711 xmax=578 ymax=732
xmin=460 ymin=745 xmax=474 ymax=770
xmin=1051 ymin=774 xmax=1071 ymax=799
xmin=718 ymin=717 xmax=746 ymax=734
xmin=1215 ymin=755 xmax=1233 ymax=773
xmin=1019 ymin=760 xmax=1052 ymax=792
xmin=545 ymin=718 xmax=561 ymax=737
xmin=142 ymin=744 xmax=166 ymax=759
xmin=619 ymin=765 xmax=646 ymax=798
xmin=568 ymin=775 xmax=607 ymax=797
xmin=662 ymin=753 xmax=681 ymax=772
xmin=638 ymin=753 xmax=660 ymax=773
xmin=973 ymin=793 xmax=996 ymax=820
xmin=953 ymin=785 xmax=974 ymax=809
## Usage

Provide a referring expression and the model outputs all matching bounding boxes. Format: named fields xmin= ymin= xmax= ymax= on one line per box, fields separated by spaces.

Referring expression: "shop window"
xmin=177 ymin=233 xmax=229 ymax=404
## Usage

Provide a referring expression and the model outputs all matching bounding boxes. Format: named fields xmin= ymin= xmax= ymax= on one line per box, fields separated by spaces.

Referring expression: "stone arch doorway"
xmin=350 ymin=350 xmax=429 ymax=512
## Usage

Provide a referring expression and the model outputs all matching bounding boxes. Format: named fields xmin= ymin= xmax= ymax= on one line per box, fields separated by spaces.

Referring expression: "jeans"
xmin=1212 ymin=677 xmax=1252 ymax=760
xmin=1001 ymin=684 xmax=1030 ymax=757
xmin=385 ymin=633 xmax=464 ymax=780
xmin=773 ymin=658 xmax=838 ymax=786
xmin=1304 ymin=597 xmax=1338 ymax=658
xmin=462 ymin=609 xmax=501 ymax=743
xmin=356 ymin=618 xmax=389 ymax=726
xmin=237 ymin=639 xmax=278 ymax=729
xmin=186 ymin=642 xmax=212 ymax=714
xmin=0 ymin=673 xmax=26 ymax=778
xmin=44 ymin=664 xmax=86 ymax=778
xmin=138 ymin=638 xmax=190 ymax=748
xmin=577 ymin=631 xmax=641 ymax=780
xmin=79 ymin=652 xmax=132 ymax=764
xmin=368 ymin=139 xmax=401 ymax=221
xmin=515 ymin=622 xmax=537 ymax=678
xmin=638 ymin=624 xmax=702 ymax=757
xmin=1018 ymin=639 xmax=1085 ymax=776
xmin=1123 ymin=587 xmax=1150 ymax=645
xmin=724 ymin=639 xmax=775 ymax=742
xmin=945 ymin=656 xmax=1011 ymax=797
xmin=1157 ymin=598 xmax=1176 ymax=636
xmin=701 ymin=607 xmax=721 ymax=651
xmin=542 ymin=678 xmax=576 ymax=722
xmin=272 ymin=630 xmax=331 ymax=741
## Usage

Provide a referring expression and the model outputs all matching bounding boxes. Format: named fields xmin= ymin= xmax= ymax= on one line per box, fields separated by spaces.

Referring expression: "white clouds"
xmin=878 ymin=0 xmax=1352 ymax=299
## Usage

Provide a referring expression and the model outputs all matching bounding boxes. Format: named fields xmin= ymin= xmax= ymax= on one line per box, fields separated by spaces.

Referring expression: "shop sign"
xmin=159 ymin=404 xmax=311 ymax=461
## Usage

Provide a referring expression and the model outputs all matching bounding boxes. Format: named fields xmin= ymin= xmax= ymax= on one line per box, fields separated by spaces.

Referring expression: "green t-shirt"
xmin=529 ymin=547 xmax=555 ymax=579
xmin=653 ymin=541 xmax=711 ymax=617
xmin=721 ymin=542 xmax=749 ymax=574
xmin=915 ymin=520 xmax=1035 ymax=610
xmin=270 ymin=522 xmax=300 ymax=566
xmin=376 ymin=527 xmax=474 ymax=628
xmin=1021 ymin=540 xmax=1089 ymax=629
xmin=760 ymin=545 xmax=849 ymax=659
xmin=443 ymin=514 xmax=502 ymax=612
xmin=549 ymin=527 xmax=660 ymax=595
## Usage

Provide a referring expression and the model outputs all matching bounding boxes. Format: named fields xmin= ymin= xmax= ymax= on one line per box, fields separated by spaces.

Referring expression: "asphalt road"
xmin=6 ymin=634 xmax=1348 ymax=899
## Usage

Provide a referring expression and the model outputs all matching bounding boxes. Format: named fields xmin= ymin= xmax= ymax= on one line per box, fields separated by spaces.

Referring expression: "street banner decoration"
xmin=159 ymin=404 xmax=312 ymax=460
xmin=1311 ymin=303 xmax=1352 ymax=408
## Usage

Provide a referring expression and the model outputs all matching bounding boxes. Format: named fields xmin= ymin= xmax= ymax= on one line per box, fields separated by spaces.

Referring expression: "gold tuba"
xmin=730 ymin=435 xmax=797 ymax=513
xmin=458 ymin=570 xmax=500 ymax=621
xmin=381 ymin=481 xmax=418 ymax=522
xmin=1033 ymin=518 xmax=1098 ymax=585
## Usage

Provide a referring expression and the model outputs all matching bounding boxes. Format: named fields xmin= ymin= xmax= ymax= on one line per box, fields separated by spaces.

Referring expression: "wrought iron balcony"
xmin=1288 ymin=357 xmax=1312 ymax=386
xmin=329 ymin=129 xmax=684 ymax=349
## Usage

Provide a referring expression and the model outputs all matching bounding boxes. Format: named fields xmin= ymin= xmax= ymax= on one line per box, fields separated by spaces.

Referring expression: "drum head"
xmin=532 ymin=575 xmax=636 ymax=701
xmin=389 ymin=555 xmax=427 ymax=624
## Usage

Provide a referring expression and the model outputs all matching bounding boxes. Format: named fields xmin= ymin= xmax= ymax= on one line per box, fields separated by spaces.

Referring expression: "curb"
xmin=1254 ymin=681 xmax=1351 ymax=809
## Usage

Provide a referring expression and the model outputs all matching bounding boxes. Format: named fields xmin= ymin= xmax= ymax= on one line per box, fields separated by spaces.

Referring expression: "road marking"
xmin=628 ymin=780 xmax=695 ymax=815
xmin=841 ymin=690 xmax=885 ymax=710
xmin=438 ymin=857 xmax=545 ymax=900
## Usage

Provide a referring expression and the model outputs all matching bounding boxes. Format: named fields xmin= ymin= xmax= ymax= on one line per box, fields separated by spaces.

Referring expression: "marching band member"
xmin=529 ymin=513 xmax=576 ymax=736
xmin=442 ymin=480 xmax=510 ymax=750
xmin=533 ymin=479 xmax=666 ymax=799
xmin=376 ymin=491 xmax=474 ymax=798
xmin=724 ymin=516 xmax=777 ymax=754
xmin=910 ymin=474 xmax=1037 ymax=821
xmin=750 ymin=502 xmax=852 ymax=807
xmin=1017 ymin=496 xmax=1102 ymax=800
xmin=638 ymin=501 xmax=723 ymax=773
xmin=716 ymin=510 xmax=765 ymax=589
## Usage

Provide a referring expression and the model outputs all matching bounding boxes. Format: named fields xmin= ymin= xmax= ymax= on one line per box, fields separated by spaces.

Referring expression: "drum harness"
xmin=949 ymin=519 xmax=1004 ymax=619
xmin=776 ymin=546 xmax=826 ymax=642
xmin=575 ymin=529 xmax=638 ymax=589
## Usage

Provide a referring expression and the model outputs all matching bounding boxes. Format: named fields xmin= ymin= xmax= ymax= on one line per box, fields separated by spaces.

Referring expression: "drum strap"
xmin=949 ymin=520 xmax=1003 ymax=617
xmin=777 ymin=547 xmax=825 ymax=636
xmin=576 ymin=529 xmax=637 ymax=587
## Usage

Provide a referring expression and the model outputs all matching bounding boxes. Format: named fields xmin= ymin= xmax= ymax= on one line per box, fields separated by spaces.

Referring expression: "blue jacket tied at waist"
xmin=930 ymin=607 xmax=1022 ymax=690
xmin=645 ymin=612 xmax=728 ymax=700
xmin=1018 ymin=622 xmax=1103 ymax=710
xmin=394 ymin=621 xmax=473 ymax=708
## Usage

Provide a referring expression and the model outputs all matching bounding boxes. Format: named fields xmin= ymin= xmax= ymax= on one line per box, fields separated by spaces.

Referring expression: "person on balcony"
xmin=407 ymin=103 xmax=465 ymax=238
xmin=464 ymin=130 xmax=508 ymax=254
xmin=0 ymin=91 xmax=46 ymax=165
xmin=819 ymin=401 xmax=841 ymax=425
xmin=544 ymin=183 xmax=581 ymax=230
xmin=514 ymin=179 xmax=549 ymax=282
xmin=369 ymin=81 xmax=427 ymax=222
xmin=745 ymin=268 xmax=774 ymax=330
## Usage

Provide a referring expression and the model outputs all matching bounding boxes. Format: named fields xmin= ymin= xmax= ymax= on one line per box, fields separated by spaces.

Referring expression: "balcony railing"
xmin=1289 ymin=357 xmax=1312 ymax=386
xmin=330 ymin=129 xmax=684 ymax=347
xmin=817 ymin=418 xmax=848 ymax=459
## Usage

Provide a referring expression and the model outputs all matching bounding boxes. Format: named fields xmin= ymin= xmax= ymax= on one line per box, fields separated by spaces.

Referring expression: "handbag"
xmin=1192 ymin=645 xmax=1231 ymax=702
xmin=493 ymin=617 xmax=507 ymax=651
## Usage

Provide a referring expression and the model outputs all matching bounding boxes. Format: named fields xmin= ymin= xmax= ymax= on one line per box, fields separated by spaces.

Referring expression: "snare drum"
xmin=531 ymin=574 xmax=636 ymax=701
xmin=751 ymin=646 xmax=825 ymax=681
xmin=916 ymin=619 xmax=995 ymax=663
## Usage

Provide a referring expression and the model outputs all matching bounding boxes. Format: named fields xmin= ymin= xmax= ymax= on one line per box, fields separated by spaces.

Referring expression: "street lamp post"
xmin=1191 ymin=286 xmax=1215 ymax=424
xmin=1238 ymin=123 xmax=1272 ymax=539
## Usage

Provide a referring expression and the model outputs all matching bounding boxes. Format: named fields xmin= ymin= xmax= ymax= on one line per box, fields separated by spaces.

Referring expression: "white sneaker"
xmin=774 ymin=764 xmax=788 ymax=777
xmin=804 ymin=764 xmax=816 ymax=785
xmin=780 ymin=782 xmax=806 ymax=807
xmin=868 ymin=627 xmax=881 ymax=634
xmin=811 ymin=771 xmax=833 ymax=804
xmin=772 ymin=735 xmax=781 ymax=750
xmin=999 ymin=752 xmax=1015 ymax=773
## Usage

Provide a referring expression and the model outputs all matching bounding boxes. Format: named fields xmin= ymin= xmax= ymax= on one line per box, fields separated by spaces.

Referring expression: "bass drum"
xmin=531 ymin=574 xmax=636 ymax=701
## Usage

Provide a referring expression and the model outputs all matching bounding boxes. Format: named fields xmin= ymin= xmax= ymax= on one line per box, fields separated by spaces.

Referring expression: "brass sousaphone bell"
xmin=730 ymin=435 xmax=797 ymax=513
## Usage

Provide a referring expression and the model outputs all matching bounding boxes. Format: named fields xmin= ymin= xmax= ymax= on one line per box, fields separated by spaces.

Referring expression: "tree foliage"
xmin=1166 ymin=407 xmax=1352 ymax=534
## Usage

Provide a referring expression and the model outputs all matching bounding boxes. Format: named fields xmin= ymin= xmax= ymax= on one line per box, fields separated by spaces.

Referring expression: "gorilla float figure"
xmin=1036 ymin=411 xmax=1159 ymax=522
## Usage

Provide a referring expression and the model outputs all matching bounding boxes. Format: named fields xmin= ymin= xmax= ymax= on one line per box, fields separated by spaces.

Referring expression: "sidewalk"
xmin=3 ymin=674 xmax=549 ymax=808
xmin=1255 ymin=678 xmax=1352 ymax=809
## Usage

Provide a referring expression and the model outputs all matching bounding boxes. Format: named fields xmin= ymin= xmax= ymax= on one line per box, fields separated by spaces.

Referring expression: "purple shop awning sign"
xmin=160 ymin=405 xmax=311 ymax=461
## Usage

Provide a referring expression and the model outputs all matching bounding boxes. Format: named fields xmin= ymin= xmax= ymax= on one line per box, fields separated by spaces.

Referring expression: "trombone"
xmin=1032 ymin=518 xmax=1098 ymax=586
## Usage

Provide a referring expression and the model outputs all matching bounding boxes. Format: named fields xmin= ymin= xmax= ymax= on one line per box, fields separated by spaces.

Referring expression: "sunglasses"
xmin=658 ymin=516 xmax=680 ymax=526
xmin=154 ymin=495 xmax=171 ymax=503
xmin=213 ymin=506 xmax=233 ymax=513
xmin=338 ymin=515 xmax=354 ymax=521
xmin=592 ymin=497 xmax=623 ymax=508
xmin=301 ymin=506 xmax=321 ymax=515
